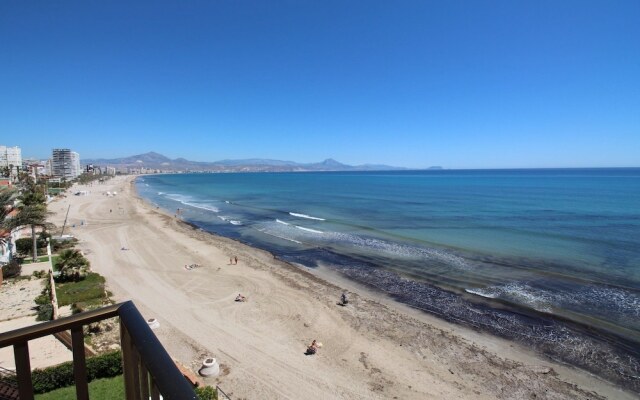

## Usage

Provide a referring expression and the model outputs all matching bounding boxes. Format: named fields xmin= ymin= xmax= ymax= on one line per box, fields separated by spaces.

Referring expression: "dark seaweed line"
xmin=337 ymin=265 xmax=640 ymax=393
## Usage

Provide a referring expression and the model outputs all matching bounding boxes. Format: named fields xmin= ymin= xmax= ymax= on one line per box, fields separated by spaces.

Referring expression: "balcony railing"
xmin=0 ymin=301 xmax=197 ymax=400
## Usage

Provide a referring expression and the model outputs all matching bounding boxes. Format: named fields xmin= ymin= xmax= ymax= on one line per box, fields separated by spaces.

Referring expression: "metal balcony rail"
xmin=0 ymin=301 xmax=197 ymax=400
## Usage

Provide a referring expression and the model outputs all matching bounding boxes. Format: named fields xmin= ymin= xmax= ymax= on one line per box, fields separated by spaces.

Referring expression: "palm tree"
xmin=55 ymin=249 xmax=89 ymax=279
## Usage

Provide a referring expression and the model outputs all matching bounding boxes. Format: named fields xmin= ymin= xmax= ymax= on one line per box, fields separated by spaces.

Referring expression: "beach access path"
xmin=46 ymin=176 xmax=637 ymax=400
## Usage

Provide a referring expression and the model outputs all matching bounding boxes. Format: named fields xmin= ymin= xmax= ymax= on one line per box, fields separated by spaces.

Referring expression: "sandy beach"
xmin=46 ymin=176 xmax=636 ymax=400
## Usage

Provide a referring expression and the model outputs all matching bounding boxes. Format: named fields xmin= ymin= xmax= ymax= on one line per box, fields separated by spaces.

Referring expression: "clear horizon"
xmin=1 ymin=1 xmax=638 ymax=169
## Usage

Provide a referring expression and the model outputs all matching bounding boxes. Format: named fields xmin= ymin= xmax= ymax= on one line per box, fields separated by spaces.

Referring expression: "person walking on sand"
xmin=234 ymin=256 xmax=238 ymax=265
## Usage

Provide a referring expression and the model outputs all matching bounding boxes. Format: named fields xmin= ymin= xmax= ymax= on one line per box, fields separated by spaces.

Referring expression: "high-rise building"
xmin=0 ymin=145 xmax=22 ymax=178
xmin=52 ymin=149 xmax=82 ymax=180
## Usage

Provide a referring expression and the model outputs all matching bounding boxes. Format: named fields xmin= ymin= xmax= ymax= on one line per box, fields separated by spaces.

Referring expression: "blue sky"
xmin=1 ymin=1 xmax=638 ymax=168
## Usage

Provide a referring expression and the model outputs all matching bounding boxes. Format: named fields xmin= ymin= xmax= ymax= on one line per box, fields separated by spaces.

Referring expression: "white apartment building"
xmin=0 ymin=145 xmax=22 ymax=179
xmin=51 ymin=148 xmax=82 ymax=180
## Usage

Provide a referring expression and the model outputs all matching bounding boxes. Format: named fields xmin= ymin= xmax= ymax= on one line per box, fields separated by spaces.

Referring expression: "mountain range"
xmin=82 ymin=152 xmax=407 ymax=172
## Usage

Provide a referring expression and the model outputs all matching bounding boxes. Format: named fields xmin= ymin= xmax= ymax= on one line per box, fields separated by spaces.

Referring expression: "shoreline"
xmin=137 ymin=176 xmax=640 ymax=393
xmin=49 ymin=175 xmax=638 ymax=399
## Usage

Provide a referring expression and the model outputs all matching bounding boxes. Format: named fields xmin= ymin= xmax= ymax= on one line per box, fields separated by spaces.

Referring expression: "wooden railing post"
xmin=150 ymin=375 xmax=161 ymax=400
xmin=139 ymin=360 xmax=150 ymax=400
xmin=71 ymin=326 xmax=89 ymax=400
xmin=14 ymin=342 xmax=34 ymax=400
xmin=120 ymin=321 xmax=142 ymax=400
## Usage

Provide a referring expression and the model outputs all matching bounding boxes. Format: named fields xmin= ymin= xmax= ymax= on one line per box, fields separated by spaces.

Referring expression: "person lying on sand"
xmin=235 ymin=294 xmax=247 ymax=302
xmin=306 ymin=339 xmax=320 ymax=355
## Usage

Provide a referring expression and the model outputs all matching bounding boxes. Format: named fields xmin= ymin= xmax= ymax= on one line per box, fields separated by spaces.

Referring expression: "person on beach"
xmin=340 ymin=292 xmax=348 ymax=305
xmin=230 ymin=257 xmax=233 ymax=265
xmin=234 ymin=256 xmax=238 ymax=265
xmin=235 ymin=294 xmax=246 ymax=302
xmin=306 ymin=340 xmax=319 ymax=355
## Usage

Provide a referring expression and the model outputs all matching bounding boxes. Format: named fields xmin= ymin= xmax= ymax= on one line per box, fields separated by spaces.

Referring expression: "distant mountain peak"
xmin=133 ymin=152 xmax=172 ymax=163
xmin=316 ymin=158 xmax=348 ymax=168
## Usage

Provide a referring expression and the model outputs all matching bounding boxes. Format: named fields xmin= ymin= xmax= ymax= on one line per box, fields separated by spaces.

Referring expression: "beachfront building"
xmin=0 ymin=145 xmax=22 ymax=181
xmin=52 ymin=148 xmax=81 ymax=180
xmin=22 ymin=158 xmax=47 ymax=179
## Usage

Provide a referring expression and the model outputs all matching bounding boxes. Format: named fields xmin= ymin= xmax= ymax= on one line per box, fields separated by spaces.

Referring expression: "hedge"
xmin=36 ymin=303 xmax=53 ymax=321
xmin=32 ymin=350 xmax=123 ymax=394
xmin=15 ymin=237 xmax=47 ymax=256
xmin=1 ymin=259 xmax=21 ymax=279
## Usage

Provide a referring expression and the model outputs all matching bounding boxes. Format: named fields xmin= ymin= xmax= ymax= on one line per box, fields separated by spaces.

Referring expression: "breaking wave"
xmin=289 ymin=212 xmax=325 ymax=221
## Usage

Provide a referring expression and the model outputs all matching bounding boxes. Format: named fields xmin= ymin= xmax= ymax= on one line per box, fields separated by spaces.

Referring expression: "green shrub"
xmin=1 ymin=259 xmax=21 ymax=279
xmin=71 ymin=302 xmax=84 ymax=314
xmin=51 ymin=237 xmax=78 ymax=252
xmin=15 ymin=238 xmax=33 ymax=255
xmin=34 ymin=279 xmax=51 ymax=305
xmin=36 ymin=304 xmax=53 ymax=321
xmin=32 ymin=362 xmax=73 ymax=393
xmin=32 ymin=351 xmax=123 ymax=394
xmin=15 ymin=237 xmax=47 ymax=256
xmin=32 ymin=270 xmax=46 ymax=279
xmin=85 ymin=351 xmax=123 ymax=378
xmin=195 ymin=385 xmax=218 ymax=400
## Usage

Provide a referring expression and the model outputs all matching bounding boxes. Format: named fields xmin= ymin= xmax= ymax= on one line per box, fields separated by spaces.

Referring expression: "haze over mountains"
xmin=82 ymin=152 xmax=412 ymax=172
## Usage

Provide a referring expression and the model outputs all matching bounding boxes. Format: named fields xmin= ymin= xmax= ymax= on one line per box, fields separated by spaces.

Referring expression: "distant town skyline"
xmin=1 ymin=1 xmax=638 ymax=169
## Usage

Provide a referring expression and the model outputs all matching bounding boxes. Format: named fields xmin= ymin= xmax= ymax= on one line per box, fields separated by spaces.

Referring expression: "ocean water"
xmin=137 ymin=169 xmax=640 ymax=388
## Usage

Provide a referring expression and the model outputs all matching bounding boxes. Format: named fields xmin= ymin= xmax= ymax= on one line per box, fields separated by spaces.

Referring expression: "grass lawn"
xmin=22 ymin=255 xmax=55 ymax=264
xmin=34 ymin=375 xmax=124 ymax=400
xmin=21 ymin=255 xmax=60 ymax=266
xmin=55 ymin=272 xmax=106 ymax=307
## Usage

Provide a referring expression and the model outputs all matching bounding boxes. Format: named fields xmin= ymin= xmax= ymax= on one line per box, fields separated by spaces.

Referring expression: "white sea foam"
xmin=467 ymin=283 xmax=554 ymax=313
xmin=295 ymin=226 xmax=323 ymax=234
xmin=164 ymin=194 xmax=220 ymax=213
xmin=324 ymin=231 xmax=473 ymax=270
xmin=185 ymin=202 xmax=219 ymax=213
xmin=289 ymin=212 xmax=325 ymax=221
xmin=157 ymin=192 xmax=165 ymax=195
xmin=260 ymin=219 xmax=472 ymax=270
xmin=216 ymin=215 xmax=241 ymax=225
xmin=256 ymin=228 xmax=302 ymax=244
xmin=465 ymin=288 xmax=497 ymax=298
xmin=466 ymin=282 xmax=640 ymax=318
xmin=165 ymin=193 xmax=194 ymax=203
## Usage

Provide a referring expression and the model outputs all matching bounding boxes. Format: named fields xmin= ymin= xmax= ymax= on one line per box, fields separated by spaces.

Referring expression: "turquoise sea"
xmin=137 ymin=169 xmax=640 ymax=389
